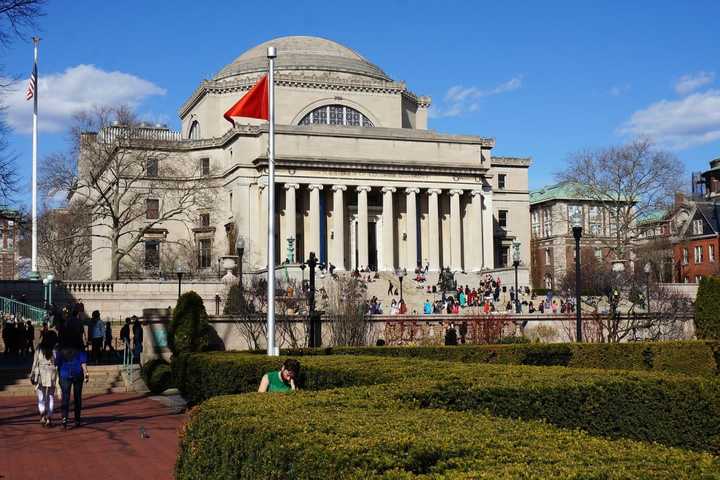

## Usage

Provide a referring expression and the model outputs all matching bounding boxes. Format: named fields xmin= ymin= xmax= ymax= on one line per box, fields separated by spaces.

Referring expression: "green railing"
xmin=0 ymin=296 xmax=48 ymax=324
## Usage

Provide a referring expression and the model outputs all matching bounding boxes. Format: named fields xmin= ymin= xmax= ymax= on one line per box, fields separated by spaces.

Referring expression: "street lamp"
xmin=236 ymin=237 xmax=245 ymax=292
xmin=571 ymin=210 xmax=583 ymax=342
xmin=644 ymin=262 xmax=652 ymax=314
xmin=175 ymin=265 xmax=186 ymax=299
xmin=46 ymin=273 xmax=54 ymax=307
xmin=397 ymin=269 xmax=405 ymax=303
xmin=42 ymin=277 xmax=48 ymax=308
xmin=512 ymin=241 xmax=521 ymax=313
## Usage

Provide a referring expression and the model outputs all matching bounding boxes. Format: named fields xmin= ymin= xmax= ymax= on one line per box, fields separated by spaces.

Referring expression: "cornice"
xmin=179 ymin=72 xmax=424 ymax=119
xmin=491 ymin=156 xmax=532 ymax=168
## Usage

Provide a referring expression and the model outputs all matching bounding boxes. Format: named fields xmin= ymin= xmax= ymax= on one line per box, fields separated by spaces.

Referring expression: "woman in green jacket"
xmin=258 ymin=359 xmax=300 ymax=393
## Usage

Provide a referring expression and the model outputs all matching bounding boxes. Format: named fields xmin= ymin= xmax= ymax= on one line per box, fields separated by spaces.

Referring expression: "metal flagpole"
xmin=266 ymin=46 xmax=277 ymax=356
xmin=30 ymin=37 xmax=40 ymax=280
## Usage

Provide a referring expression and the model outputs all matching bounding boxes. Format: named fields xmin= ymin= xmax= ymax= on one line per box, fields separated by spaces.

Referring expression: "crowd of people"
xmin=1 ymin=303 xmax=145 ymax=430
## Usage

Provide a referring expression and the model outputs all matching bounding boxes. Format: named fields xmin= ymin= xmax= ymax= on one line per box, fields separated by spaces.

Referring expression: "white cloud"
xmin=431 ymin=75 xmax=523 ymax=118
xmin=620 ymin=89 xmax=720 ymax=149
xmin=674 ymin=71 xmax=714 ymax=96
xmin=609 ymin=83 xmax=631 ymax=96
xmin=1 ymin=64 xmax=166 ymax=134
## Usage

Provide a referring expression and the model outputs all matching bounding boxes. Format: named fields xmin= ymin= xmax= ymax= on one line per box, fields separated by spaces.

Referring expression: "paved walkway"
xmin=0 ymin=393 xmax=186 ymax=480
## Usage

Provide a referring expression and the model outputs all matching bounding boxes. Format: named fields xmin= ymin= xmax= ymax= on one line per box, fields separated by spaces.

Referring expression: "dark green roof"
xmin=530 ymin=182 xmax=594 ymax=205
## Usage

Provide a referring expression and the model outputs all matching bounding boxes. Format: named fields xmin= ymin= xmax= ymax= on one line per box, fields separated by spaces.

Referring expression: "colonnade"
xmin=251 ymin=182 xmax=495 ymax=273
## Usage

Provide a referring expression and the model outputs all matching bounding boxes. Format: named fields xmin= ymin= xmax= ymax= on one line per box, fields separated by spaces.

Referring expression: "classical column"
xmin=482 ymin=185 xmax=494 ymax=269
xmin=332 ymin=185 xmax=346 ymax=270
xmin=284 ymin=184 xmax=299 ymax=262
xmin=405 ymin=188 xmax=419 ymax=270
xmin=427 ymin=188 xmax=442 ymax=272
xmin=308 ymin=184 xmax=323 ymax=257
xmin=381 ymin=187 xmax=396 ymax=271
xmin=356 ymin=186 xmax=371 ymax=270
xmin=449 ymin=189 xmax=463 ymax=272
xmin=470 ymin=190 xmax=484 ymax=271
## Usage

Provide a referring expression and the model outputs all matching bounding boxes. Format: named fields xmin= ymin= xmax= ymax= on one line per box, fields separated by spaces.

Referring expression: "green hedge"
xmin=273 ymin=341 xmax=720 ymax=377
xmin=141 ymin=358 xmax=173 ymax=394
xmin=176 ymin=386 xmax=720 ymax=479
xmin=696 ymin=276 xmax=720 ymax=340
xmin=174 ymin=353 xmax=720 ymax=452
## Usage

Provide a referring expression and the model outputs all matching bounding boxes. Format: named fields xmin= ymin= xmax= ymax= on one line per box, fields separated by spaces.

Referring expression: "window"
xmin=498 ymin=210 xmax=508 ymax=229
xmin=144 ymin=240 xmax=160 ymax=269
xmin=498 ymin=174 xmax=506 ymax=189
xmin=299 ymin=105 xmax=374 ymax=127
xmin=146 ymin=158 xmax=158 ymax=177
xmin=692 ymin=219 xmax=704 ymax=235
xmin=695 ymin=275 xmax=703 ymax=283
xmin=542 ymin=209 xmax=552 ymax=237
xmin=188 ymin=120 xmax=200 ymax=140
xmin=500 ymin=246 xmax=509 ymax=267
xmin=545 ymin=248 xmax=551 ymax=265
xmin=201 ymin=158 xmax=210 ymax=176
xmin=694 ymin=245 xmax=703 ymax=264
xmin=199 ymin=213 xmax=210 ymax=227
xmin=589 ymin=206 xmax=602 ymax=236
xmin=710 ymin=244 xmax=716 ymax=263
xmin=531 ymin=211 xmax=540 ymax=238
xmin=567 ymin=205 xmax=583 ymax=232
xmin=682 ymin=248 xmax=689 ymax=265
xmin=197 ymin=239 xmax=212 ymax=269
xmin=595 ymin=249 xmax=603 ymax=260
xmin=229 ymin=192 xmax=233 ymax=211
xmin=146 ymin=199 xmax=159 ymax=220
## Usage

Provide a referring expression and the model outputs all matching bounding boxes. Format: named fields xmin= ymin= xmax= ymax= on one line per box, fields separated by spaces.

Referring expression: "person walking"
xmin=131 ymin=317 xmax=143 ymax=364
xmin=25 ymin=321 xmax=35 ymax=355
xmin=104 ymin=320 xmax=115 ymax=356
xmin=31 ymin=335 xmax=58 ymax=427
xmin=90 ymin=311 xmax=105 ymax=364
xmin=55 ymin=346 xmax=89 ymax=429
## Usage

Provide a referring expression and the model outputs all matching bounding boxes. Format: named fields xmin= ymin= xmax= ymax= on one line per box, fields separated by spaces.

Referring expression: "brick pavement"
xmin=0 ymin=393 xmax=186 ymax=480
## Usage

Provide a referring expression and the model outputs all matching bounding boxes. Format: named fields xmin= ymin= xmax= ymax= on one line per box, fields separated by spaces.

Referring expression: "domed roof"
xmin=214 ymin=36 xmax=391 ymax=82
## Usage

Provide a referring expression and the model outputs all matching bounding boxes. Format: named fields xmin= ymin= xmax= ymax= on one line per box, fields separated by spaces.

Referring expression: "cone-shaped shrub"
xmin=168 ymin=291 xmax=211 ymax=355
xmin=695 ymin=276 xmax=720 ymax=340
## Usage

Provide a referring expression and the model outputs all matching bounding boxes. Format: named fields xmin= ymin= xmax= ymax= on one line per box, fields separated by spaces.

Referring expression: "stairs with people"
xmin=0 ymin=364 xmax=133 ymax=397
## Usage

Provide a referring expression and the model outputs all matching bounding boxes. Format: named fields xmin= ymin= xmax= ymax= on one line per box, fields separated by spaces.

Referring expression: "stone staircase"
xmin=0 ymin=364 xmax=138 ymax=397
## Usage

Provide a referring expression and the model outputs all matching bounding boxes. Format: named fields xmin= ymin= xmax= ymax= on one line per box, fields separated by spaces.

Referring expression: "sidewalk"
xmin=0 ymin=393 xmax=186 ymax=480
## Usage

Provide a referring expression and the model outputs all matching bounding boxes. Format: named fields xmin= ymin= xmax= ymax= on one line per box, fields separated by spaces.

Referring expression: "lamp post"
xmin=46 ymin=273 xmax=54 ymax=307
xmin=175 ymin=265 xmax=185 ymax=300
xmin=306 ymin=252 xmax=320 ymax=347
xmin=644 ymin=262 xmax=652 ymax=314
xmin=42 ymin=277 xmax=48 ymax=308
xmin=300 ymin=263 xmax=306 ymax=291
xmin=397 ymin=270 xmax=405 ymax=303
xmin=571 ymin=211 xmax=583 ymax=342
xmin=236 ymin=237 xmax=245 ymax=293
xmin=511 ymin=241 xmax=521 ymax=313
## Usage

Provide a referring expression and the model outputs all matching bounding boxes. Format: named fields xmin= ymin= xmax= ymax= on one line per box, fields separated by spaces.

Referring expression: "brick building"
xmin=0 ymin=208 xmax=21 ymax=280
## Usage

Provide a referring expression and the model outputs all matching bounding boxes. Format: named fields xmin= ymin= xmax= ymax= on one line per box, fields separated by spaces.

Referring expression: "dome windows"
xmin=299 ymin=105 xmax=374 ymax=127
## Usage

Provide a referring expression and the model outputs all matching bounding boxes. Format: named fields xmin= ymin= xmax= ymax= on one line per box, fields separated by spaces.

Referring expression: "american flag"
xmin=26 ymin=63 xmax=37 ymax=101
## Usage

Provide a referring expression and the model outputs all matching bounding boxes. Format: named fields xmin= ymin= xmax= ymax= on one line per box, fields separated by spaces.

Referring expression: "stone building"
xmin=86 ymin=36 xmax=531 ymax=282
xmin=0 ymin=207 xmax=20 ymax=280
xmin=529 ymin=182 xmax=622 ymax=289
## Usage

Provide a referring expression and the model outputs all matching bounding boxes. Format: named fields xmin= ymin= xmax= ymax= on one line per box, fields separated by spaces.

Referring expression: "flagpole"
xmin=266 ymin=46 xmax=277 ymax=356
xmin=30 ymin=37 xmax=40 ymax=280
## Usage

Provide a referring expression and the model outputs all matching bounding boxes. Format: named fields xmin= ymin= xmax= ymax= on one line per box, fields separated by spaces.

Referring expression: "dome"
xmin=214 ymin=36 xmax=391 ymax=82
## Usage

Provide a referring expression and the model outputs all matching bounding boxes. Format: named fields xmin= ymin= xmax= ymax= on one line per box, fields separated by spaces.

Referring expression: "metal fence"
xmin=0 ymin=296 xmax=48 ymax=324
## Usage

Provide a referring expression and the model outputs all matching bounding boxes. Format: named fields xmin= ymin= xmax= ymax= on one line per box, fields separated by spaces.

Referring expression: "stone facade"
xmin=85 ymin=36 xmax=531 ymax=283
xmin=0 ymin=209 xmax=20 ymax=280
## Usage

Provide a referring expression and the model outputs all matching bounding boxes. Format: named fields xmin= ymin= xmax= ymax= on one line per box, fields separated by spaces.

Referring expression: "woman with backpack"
xmin=55 ymin=346 xmax=89 ymax=429
xmin=30 ymin=334 xmax=59 ymax=427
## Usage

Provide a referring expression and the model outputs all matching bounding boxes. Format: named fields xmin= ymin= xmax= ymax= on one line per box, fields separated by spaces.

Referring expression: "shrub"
xmin=695 ymin=276 xmax=720 ymax=340
xmin=168 ymin=291 xmax=211 ymax=356
xmin=141 ymin=358 xmax=173 ymax=394
xmin=176 ymin=385 xmax=720 ymax=479
xmin=175 ymin=353 xmax=720 ymax=452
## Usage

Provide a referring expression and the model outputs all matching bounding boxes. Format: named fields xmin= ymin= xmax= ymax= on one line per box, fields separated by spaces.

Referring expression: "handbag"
xmin=30 ymin=370 xmax=38 ymax=386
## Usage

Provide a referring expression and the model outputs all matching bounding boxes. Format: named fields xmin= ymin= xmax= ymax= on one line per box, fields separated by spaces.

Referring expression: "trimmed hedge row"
xmin=176 ymin=386 xmax=720 ymax=479
xmin=273 ymin=341 xmax=720 ymax=377
xmin=174 ymin=353 xmax=720 ymax=452
xmin=141 ymin=359 xmax=173 ymax=394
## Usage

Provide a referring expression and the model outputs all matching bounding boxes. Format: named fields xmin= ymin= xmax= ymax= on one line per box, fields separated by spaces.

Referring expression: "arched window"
xmin=299 ymin=105 xmax=374 ymax=127
xmin=188 ymin=120 xmax=201 ymax=140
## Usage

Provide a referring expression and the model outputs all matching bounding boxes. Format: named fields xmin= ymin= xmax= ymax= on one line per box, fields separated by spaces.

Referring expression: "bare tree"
xmin=36 ymin=205 xmax=91 ymax=279
xmin=557 ymin=139 xmax=684 ymax=262
xmin=322 ymin=276 xmax=371 ymax=346
xmin=41 ymin=106 xmax=216 ymax=280
xmin=0 ymin=0 xmax=45 ymax=47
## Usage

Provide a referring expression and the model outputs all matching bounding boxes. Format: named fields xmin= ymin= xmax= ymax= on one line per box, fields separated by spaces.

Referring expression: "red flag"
xmin=223 ymin=75 xmax=269 ymax=125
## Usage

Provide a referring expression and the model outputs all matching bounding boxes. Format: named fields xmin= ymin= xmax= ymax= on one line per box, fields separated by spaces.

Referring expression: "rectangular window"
xmin=199 ymin=213 xmax=210 ymax=227
xmin=692 ymin=219 xmax=704 ymax=235
xmin=589 ymin=206 xmax=602 ymax=236
xmin=694 ymin=245 xmax=703 ymax=264
xmin=695 ymin=275 xmax=703 ymax=283
xmin=197 ymin=239 xmax=212 ymax=269
xmin=498 ymin=174 xmax=506 ymax=189
xmin=500 ymin=246 xmax=509 ymax=267
xmin=146 ymin=158 xmax=158 ymax=177
xmin=682 ymin=248 xmax=689 ymax=265
xmin=531 ymin=211 xmax=540 ymax=238
xmin=146 ymin=199 xmax=159 ymax=220
xmin=595 ymin=249 xmax=603 ymax=260
xmin=498 ymin=210 xmax=508 ymax=229
xmin=710 ymin=244 xmax=716 ymax=263
xmin=544 ymin=248 xmax=551 ymax=265
xmin=201 ymin=158 xmax=210 ymax=176
xmin=144 ymin=240 xmax=160 ymax=269
xmin=542 ymin=209 xmax=552 ymax=237
xmin=568 ymin=205 xmax=583 ymax=232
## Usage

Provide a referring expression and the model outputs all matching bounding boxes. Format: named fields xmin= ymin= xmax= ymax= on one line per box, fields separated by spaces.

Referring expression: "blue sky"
xmin=1 ymin=0 xmax=719 ymax=207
